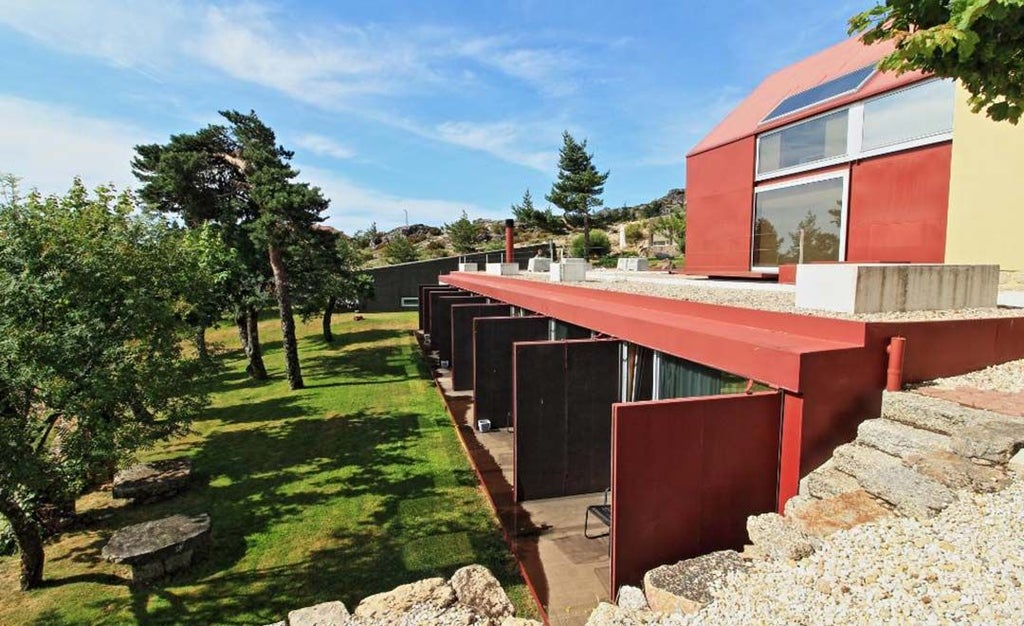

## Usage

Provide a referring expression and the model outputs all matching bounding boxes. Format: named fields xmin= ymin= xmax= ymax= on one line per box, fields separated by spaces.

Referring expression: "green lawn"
xmin=0 ymin=312 xmax=533 ymax=625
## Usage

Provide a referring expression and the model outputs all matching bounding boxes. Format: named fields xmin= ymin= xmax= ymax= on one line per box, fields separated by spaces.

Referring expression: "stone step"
xmin=832 ymin=443 xmax=956 ymax=519
xmin=951 ymin=419 xmax=1024 ymax=464
xmin=644 ymin=550 xmax=747 ymax=615
xmin=799 ymin=458 xmax=861 ymax=500
xmin=784 ymin=489 xmax=892 ymax=538
xmin=904 ymin=449 xmax=1009 ymax=493
xmin=747 ymin=512 xmax=820 ymax=560
xmin=882 ymin=391 xmax=1009 ymax=435
xmin=857 ymin=418 xmax=951 ymax=459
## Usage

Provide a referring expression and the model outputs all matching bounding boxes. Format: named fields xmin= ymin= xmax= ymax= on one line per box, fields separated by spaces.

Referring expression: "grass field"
xmin=0 ymin=312 xmax=533 ymax=625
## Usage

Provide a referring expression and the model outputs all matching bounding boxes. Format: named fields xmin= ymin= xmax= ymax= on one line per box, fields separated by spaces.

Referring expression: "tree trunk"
xmin=194 ymin=326 xmax=209 ymax=361
xmin=583 ymin=212 xmax=591 ymax=259
xmin=322 ymin=296 xmax=335 ymax=343
xmin=268 ymin=244 xmax=304 ymax=390
xmin=0 ymin=496 xmax=44 ymax=590
xmin=236 ymin=313 xmax=250 ymax=353
xmin=245 ymin=305 xmax=268 ymax=380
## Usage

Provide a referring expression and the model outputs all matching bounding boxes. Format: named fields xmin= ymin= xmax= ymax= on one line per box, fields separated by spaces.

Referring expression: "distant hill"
xmin=354 ymin=188 xmax=685 ymax=267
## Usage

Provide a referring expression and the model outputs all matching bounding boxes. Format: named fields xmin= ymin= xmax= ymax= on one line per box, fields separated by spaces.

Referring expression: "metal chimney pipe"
xmin=504 ymin=218 xmax=514 ymax=264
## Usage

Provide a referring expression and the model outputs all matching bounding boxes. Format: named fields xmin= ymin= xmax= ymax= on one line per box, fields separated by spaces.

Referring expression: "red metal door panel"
xmin=611 ymin=392 xmax=781 ymax=595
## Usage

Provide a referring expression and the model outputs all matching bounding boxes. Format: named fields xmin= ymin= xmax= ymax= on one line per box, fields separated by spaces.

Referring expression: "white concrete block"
xmin=527 ymin=257 xmax=551 ymax=272
xmin=796 ymin=264 xmax=1000 ymax=313
xmin=616 ymin=257 xmax=649 ymax=272
xmin=485 ymin=262 xmax=519 ymax=276
xmin=550 ymin=258 xmax=589 ymax=282
xmin=458 ymin=262 xmax=479 ymax=272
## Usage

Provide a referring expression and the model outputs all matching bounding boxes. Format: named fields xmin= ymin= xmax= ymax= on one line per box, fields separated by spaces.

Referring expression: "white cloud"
xmin=292 ymin=133 xmax=356 ymax=160
xmin=0 ymin=96 xmax=151 ymax=195
xmin=434 ymin=121 xmax=557 ymax=172
xmin=0 ymin=1 xmax=580 ymax=170
xmin=299 ymin=165 xmax=490 ymax=234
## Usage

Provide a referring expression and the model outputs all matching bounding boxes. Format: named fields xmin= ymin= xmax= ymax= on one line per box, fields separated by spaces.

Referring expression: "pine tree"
xmin=546 ymin=132 xmax=609 ymax=257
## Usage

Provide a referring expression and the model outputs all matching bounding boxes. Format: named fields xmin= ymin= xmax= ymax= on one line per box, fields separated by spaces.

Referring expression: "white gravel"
xmin=508 ymin=271 xmax=1024 ymax=322
xmin=923 ymin=359 xmax=1024 ymax=394
xmin=659 ymin=476 xmax=1024 ymax=625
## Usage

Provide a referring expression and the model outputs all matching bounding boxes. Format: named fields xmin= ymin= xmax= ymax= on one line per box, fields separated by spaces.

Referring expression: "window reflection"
xmin=753 ymin=177 xmax=844 ymax=268
xmin=758 ymin=110 xmax=848 ymax=174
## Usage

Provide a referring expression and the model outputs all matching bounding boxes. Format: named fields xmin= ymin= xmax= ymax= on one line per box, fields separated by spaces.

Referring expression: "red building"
xmin=684 ymin=37 xmax=956 ymax=278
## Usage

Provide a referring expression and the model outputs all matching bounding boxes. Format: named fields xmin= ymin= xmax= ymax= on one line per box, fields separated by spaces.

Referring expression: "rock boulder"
xmin=101 ymin=513 xmax=210 ymax=583
xmin=449 ymin=564 xmax=515 ymax=620
xmin=112 ymin=459 xmax=193 ymax=503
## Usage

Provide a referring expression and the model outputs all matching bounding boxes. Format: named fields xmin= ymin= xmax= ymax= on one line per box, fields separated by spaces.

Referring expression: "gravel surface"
xmin=659 ymin=476 xmax=1024 ymax=625
xmin=509 ymin=271 xmax=1024 ymax=322
xmin=923 ymin=359 xmax=1024 ymax=394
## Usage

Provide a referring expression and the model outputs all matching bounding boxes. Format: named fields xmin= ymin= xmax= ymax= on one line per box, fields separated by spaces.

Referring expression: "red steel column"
xmin=504 ymin=218 xmax=514 ymax=263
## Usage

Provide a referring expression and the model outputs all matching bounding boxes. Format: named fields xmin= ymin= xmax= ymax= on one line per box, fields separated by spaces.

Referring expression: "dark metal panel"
xmin=513 ymin=339 xmax=619 ymax=501
xmin=473 ymin=316 xmax=549 ymax=429
xmin=450 ymin=303 xmax=512 ymax=391
xmin=425 ymin=287 xmax=462 ymax=343
xmin=428 ymin=290 xmax=471 ymax=349
xmin=513 ymin=342 xmax=567 ymax=501
xmin=434 ymin=295 xmax=488 ymax=363
xmin=610 ymin=392 xmax=781 ymax=594
xmin=565 ymin=340 xmax=619 ymax=494
xmin=419 ymin=285 xmax=457 ymax=331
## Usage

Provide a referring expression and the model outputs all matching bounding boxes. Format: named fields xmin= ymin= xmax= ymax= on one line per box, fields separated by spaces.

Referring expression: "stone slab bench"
xmin=102 ymin=513 xmax=211 ymax=584
xmin=112 ymin=459 xmax=193 ymax=503
xmin=795 ymin=263 xmax=999 ymax=313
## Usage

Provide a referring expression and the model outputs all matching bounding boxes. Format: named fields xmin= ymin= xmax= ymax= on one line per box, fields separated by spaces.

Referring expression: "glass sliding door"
xmin=752 ymin=174 xmax=846 ymax=270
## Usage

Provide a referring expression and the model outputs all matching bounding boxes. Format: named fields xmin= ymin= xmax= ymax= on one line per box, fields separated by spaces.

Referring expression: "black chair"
xmin=584 ymin=489 xmax=611 ymax=539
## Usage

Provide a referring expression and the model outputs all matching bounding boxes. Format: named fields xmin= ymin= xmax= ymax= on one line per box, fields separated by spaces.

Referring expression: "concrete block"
xmin=527 ymin=257 xmax=550 ymax=272
xmin=457 ymin=262 xmax=479 ymax=272
xmin=550 ymin=258 xmax=589 ymax=282
xmin=485 ymin=263 xmax=519 ymax=276
xmin=795 ymin=264 xmax=999 ymax=313
xmin=616 ymin=257 xmax=648 ymax=272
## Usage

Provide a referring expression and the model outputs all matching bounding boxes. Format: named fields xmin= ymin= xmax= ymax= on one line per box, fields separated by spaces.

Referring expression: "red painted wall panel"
xmin=684 ymin=138 xmax=756 ymax=275
xmin=611 ymin=392 xmax=781 ymax=593
xmin=846 ymin=143 xmax=952 ymax=263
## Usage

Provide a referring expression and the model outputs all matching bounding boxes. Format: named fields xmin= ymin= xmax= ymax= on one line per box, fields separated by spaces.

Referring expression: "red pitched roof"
xmin=688 ymin=37 xmax=931 ymax=157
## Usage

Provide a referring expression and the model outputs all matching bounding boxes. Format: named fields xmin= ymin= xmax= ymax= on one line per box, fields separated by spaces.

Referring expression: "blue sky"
xmin=0 ymin=0 xmax=866 ymax=233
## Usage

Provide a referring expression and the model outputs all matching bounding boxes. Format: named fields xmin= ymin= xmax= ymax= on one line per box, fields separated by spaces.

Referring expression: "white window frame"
xmin=750 ymin=170 xmax=850 ymax=274
xmin=755 ymin=78 xmax=953 ymax=183
xmin=400 ymin=296 xmax=419 ymax=308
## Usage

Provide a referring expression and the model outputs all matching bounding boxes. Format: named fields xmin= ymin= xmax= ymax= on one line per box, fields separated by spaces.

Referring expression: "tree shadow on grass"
xmin=302 ymin=345 xmax=414 ymax=386
xmin=94 ymin=405 xmax=448 ymax=625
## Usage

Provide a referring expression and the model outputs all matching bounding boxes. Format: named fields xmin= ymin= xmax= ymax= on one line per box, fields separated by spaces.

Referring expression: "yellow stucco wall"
xmin=946 ymin=85 xmax=1024 ymax=272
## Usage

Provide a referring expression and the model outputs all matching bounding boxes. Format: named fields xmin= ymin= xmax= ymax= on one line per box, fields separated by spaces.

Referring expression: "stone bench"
xmin=102 ymin=513 xmax=211 ymax=584
xmin=112 ymin=458 xmax=193 ymax=503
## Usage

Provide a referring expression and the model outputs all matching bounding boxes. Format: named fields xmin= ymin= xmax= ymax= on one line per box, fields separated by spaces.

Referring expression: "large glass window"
xmin=862 ymin=79 xmax=954 ymax=151
xmin=757 ymin=110 xmax=848 ymax=175
xmin=752 ymin=176 xmax=844 ymax=268
xmin=657 ymin=354 xmax=722 ymax=399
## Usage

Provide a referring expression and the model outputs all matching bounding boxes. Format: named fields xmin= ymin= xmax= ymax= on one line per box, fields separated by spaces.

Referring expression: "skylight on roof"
xmin=761 ymin=64 xmax=876 ymax=124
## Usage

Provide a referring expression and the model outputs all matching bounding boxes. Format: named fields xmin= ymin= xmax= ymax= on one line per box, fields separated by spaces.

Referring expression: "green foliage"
xmin=444 ymin=211 xmax=481 ymax=253
xmin=546 ymin=132 xmax=610 ymax=255
xmin=0 ymin=177 xmax=209 ymax=583
xmin=0 ymin=313 xmax=536 ymax=622
xmin=652 ymin=211 xmax=687 ymax=251
xmin=291 ymin=229 xmax=373 ymax=320
xmin=624 ymin=222 xmax=647 ymax=246
xmin=383 ymin=234 xmax=419 ymax=264
xmin=511 ymin=189 xmax=564 ymax=234
xmin=850 ymin=0 xmax=1024 ymax=123
xmin=570 ymin=230 xmax=611 ymax=258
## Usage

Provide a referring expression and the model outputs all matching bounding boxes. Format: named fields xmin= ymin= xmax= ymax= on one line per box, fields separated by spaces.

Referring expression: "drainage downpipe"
xmin=886 ymin=336 xmax=907 ymax=392
xmin=504 ymin=218 xmax=514 ymax=264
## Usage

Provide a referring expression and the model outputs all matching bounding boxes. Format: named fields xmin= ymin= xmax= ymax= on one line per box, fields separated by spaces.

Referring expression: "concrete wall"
xmin=364 ymin=244 xmax=548 ymax=312
xmin=946 ymin=85 xmax=1024 ymax=272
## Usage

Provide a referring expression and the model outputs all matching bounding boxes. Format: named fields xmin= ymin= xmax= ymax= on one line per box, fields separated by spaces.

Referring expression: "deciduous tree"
xmin=850 ymin=0 xmax=1024 ymax=123
xmin=0 ymin=177 xmax=208 ymax=590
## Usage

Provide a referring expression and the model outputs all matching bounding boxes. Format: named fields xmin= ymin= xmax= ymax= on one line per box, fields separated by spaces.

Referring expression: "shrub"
xmin=570 ymin=230 xmax=611 ymax=258
xmin=624 ymin=222 xmax=646 ymax=247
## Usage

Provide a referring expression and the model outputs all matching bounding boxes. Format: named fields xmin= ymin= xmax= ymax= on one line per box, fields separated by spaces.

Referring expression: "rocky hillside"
xmin=355 ymin=188 xmax=685 ymax=267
